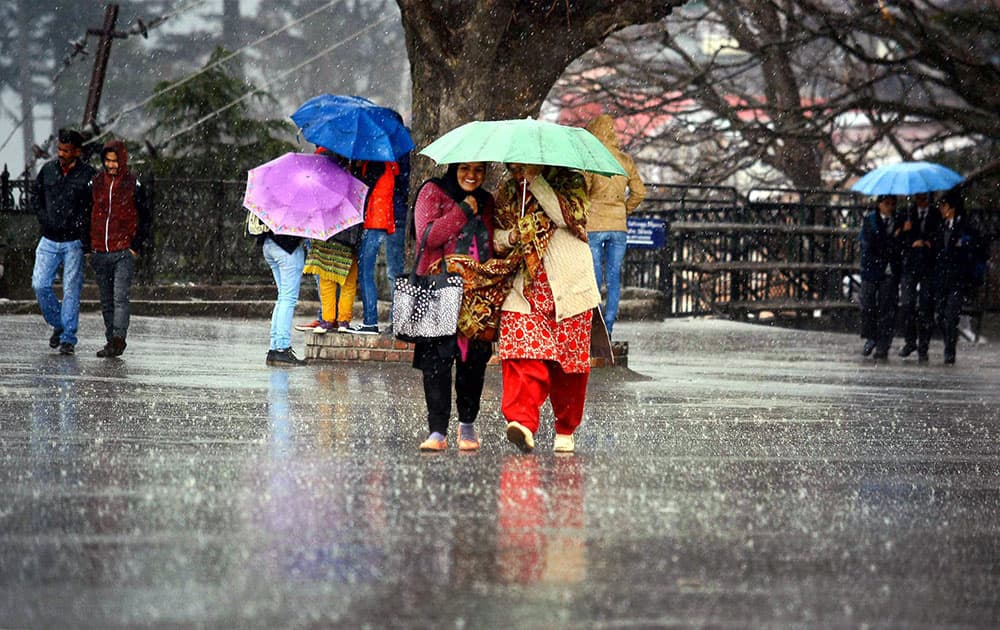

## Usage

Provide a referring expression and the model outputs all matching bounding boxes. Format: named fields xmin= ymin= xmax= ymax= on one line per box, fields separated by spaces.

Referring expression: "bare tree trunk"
xmin=715 ymin=1 xmax=823 ymax=188
xmin=396 ymin=1 xmax=682 ymax=188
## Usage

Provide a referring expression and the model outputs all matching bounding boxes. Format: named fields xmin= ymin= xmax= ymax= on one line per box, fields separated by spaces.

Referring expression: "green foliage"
xmin=144 ymin=47 xmax=297 ymax=180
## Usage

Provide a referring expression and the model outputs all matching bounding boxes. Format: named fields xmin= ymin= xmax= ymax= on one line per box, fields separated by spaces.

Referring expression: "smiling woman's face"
xmin=456 ymin=162 xmax=486 ymax=193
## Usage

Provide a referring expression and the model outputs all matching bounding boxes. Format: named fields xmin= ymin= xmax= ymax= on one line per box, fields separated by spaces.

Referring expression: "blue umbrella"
xmin=851 ymin=161 xmax=963 ymax=195
xmin=291 ymin=94 xmax=414 ymax=162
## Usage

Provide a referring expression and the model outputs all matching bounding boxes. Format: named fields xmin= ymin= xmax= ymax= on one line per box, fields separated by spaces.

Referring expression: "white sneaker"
xmin=505 ymin=422 xmax=535 ymax=452
xmin=553 ymin=433 xmax=575 ymax=453
xmin=343 ymin=324 xmax=379 ymax=335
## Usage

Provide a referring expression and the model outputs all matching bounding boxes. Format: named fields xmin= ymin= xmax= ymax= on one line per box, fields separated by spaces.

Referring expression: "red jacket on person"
xmin=359 ymin=160 xmax=398 ymax=233
xmin=91 ymin=139 xmax=152 ymax=253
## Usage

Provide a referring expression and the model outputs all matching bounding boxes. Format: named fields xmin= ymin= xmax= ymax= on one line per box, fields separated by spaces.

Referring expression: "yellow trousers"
xmin=318 ymin=258 xmax=358 ymax=324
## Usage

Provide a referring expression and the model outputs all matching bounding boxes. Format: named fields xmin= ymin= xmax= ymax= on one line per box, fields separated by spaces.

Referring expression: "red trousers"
xmin=501 ymin=358 xmax=589 ymax=435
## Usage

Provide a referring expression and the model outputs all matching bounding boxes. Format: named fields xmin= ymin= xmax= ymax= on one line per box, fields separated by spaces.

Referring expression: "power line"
xmin=52 ymin=0 xmax=211 ymax=83
xmin=89 ymin=0 xmax=344 ymax=144
xmin=12 ymin=0 xmax=368 ymax=170
xmin=0 ymin=120 xmax=24 ymax=155
xmin=148 ymin=0 xmax=213 ymax=26
xmin=153 ymin=16 xmax=391 ymax=150
xmin=15 ymin=0 xmax=213 ymax=171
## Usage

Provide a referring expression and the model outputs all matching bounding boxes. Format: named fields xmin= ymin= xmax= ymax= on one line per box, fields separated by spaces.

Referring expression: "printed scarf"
xmin=435 ymin=167 xmax=588 ymax=341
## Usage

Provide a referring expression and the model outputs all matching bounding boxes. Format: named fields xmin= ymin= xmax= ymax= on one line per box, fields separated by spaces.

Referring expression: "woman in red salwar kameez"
xmin=491 ymin=163 xmax=601 ymax=454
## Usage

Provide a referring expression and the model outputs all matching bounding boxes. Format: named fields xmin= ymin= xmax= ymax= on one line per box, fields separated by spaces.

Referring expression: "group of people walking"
xmin=31 ymin=129 xmax=151 ymax=358
xmin=253 ymin=113 xmax=645 ymax=454
xmin=406 ymin=156 xmax=637 ymax=455
xmin=30 ymin=116 xmax=992 ymax=456
xmin=858 ymin=187 xmax=987 ymax=364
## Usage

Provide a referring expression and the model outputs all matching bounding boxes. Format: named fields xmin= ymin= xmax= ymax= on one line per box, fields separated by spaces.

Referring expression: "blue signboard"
xmin=626 ymin=217 xmax=666 ymax=249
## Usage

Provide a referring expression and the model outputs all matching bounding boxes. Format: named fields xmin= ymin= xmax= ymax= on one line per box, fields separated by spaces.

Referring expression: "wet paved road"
xmin=1 ymin=313 xmax=998 ymax=628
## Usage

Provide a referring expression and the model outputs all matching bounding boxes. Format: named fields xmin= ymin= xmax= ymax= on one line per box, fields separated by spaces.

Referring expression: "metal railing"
xmin=628 ymin=185 xmax=998 ymax=318
xmin=1 ymin=166 xmax=33 ymax=216
xmin=147 ymin=177 xmax=270 ymax=282
xmin=4 ymin=171 xmax=997 ymax=318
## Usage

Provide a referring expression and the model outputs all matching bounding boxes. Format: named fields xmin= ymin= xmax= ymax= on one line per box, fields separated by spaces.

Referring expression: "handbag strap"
xmin=410 ymin=221 xmax=436 ymax=282
xmin=414 ymin=223 xmax=434 ymax=265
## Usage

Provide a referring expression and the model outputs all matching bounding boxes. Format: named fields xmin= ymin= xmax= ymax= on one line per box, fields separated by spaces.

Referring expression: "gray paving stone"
xmin=0 ymin=313 xmax=997 ymax=628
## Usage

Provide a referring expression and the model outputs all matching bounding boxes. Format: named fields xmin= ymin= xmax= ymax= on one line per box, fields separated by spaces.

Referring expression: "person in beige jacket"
xmin=584 ymin=114 xmax=646 ymax=338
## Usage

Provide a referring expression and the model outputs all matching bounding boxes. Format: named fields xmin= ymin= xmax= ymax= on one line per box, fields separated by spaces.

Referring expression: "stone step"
xmin=305 ymin=330 xmax=629 ymax=368
xmin=0 ymin=298 xmax=324 ymax=319
xmin=2 ymin=289 xmax=667 ymax=324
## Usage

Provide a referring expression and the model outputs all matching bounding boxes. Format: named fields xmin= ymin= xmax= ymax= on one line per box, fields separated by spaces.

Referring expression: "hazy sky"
xmin=1 ymin=0 xmax=264 ymax=176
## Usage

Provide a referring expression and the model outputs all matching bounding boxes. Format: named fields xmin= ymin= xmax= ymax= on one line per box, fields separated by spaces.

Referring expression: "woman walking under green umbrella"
xmin=412 ymin=163 xmax=496 ymax=451
xmin=492 ymin=163 xmax=600 ymax=454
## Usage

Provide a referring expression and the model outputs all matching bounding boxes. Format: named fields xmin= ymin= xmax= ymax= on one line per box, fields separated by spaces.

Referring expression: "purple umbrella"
xmin=243 ymin=153 xmax=367 ymax=240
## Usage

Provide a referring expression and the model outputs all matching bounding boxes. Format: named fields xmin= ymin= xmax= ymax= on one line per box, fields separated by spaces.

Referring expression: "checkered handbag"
xmin=392 ymin=224 xmax=464 ymax=343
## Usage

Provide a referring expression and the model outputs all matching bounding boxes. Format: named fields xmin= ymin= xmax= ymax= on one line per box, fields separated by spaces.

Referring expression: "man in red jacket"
xmin=89 ymin=140 xmax=152 ymax=358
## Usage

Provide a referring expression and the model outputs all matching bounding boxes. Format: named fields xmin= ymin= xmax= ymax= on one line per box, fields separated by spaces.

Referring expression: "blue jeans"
xmin=358 ymin=228 xmax=388 ymax=326
xmin=263 ymin=239 xmax=305 ymax=350
xmin=589 ymin=231 xmax=628 ymax=336
xmin=385 ymin=226 xmax=406 ymax=317
xmin=32 ymin=237 xmax=84 ymax=345
xmin=385 ymin=227 xmax=405 ymax=289
xmin=90 ymin=250 xmax=136 ymax=341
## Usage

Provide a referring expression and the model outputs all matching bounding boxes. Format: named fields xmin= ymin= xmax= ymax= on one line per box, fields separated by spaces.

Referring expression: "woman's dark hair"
xmin=434 ymin=163 xmax=492 ymax=211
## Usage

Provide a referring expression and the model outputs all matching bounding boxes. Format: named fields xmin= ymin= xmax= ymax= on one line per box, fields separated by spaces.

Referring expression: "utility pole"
xmin=82 ymin=4 xmax=127 ymax=132
xmin=17 ymin=0 xmax=35 ymax=171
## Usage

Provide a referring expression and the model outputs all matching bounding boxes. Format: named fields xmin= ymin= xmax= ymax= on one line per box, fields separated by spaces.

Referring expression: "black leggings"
xmin=414 ymin=338 xmax=493 ymax=435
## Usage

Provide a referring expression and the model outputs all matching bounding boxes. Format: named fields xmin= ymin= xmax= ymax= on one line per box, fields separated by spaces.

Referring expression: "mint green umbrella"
xmin=419 ymin=118 xmax=627 ymax=177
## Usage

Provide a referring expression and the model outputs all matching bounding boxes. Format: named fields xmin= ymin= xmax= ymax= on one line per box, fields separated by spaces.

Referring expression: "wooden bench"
xmin=672 ymin=261 xmax=858 ymax=273
xmin=722 ymin=299 xmax=857 ymax=316
xmin=669 ymin=221 xmax=856 ymax=236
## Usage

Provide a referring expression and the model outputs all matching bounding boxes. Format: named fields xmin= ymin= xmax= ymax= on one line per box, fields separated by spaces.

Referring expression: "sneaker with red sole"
xmin=294 ymin=320 xmax=323 ymax=332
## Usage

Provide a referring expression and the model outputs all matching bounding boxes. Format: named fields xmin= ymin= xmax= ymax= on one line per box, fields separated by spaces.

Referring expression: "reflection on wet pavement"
xmin=1 ymin=313 xmax=998 ymax=627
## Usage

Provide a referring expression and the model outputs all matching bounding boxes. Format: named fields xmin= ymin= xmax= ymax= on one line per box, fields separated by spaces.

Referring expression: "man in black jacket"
xmin=858 ymin=194 xmax=904 ymax=361
xmin=897 ymin=192 xmax=941 ymax=361
xmin=31 ymin=129 xmax=96 ymax=355
xmin=932 ymin=188 xmax=985 ymax=365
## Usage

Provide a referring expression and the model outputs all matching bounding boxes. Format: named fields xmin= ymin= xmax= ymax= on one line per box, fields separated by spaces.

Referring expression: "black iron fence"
xmin=148 ymin=178 xmax=269 ymax=282
xmin=629 ymin=185 xmax=867 ymax=317
xmin=3 ymin=170 xmax=997 ymax=318
xmin=629 ymin=184 xmax=999 ymax=319
xmin=2 ymin=170 xmax=270 ymax=282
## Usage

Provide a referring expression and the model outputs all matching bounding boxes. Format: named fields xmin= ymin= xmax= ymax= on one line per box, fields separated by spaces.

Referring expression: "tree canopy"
xmin=548 ymin=0 xmax=1000 ymax=201
xmin=143 ymin=48 xmax=297 ymax=180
